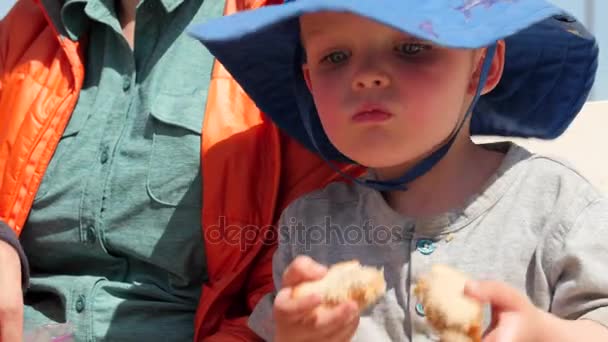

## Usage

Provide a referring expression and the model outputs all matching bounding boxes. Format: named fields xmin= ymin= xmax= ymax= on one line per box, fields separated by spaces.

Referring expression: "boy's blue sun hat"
xmin=189 ymin=0 xmax=598 ymax=190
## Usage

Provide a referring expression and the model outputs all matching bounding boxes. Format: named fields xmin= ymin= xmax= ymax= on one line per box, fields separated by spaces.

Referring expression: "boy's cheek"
xmin=315 ymin=102 xmax=345 ymax=133
xmin=311 ymin=87 xmax=344 ymax=119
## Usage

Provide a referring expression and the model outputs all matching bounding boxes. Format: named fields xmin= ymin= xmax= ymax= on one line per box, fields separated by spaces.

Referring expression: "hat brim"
xmin=190 ymin=0 xmax=598 ymax=161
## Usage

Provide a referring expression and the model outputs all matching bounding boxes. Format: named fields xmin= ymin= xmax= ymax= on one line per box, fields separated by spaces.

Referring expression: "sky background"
xmin=0 ymin=0 xmax=606 ymax=100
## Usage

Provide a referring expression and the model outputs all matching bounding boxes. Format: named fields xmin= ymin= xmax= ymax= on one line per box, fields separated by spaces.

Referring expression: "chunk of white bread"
xmin=291 ymin=260 xmax=386 ymax=310
xmin=414 ymin=264 xmax=483 ymax=342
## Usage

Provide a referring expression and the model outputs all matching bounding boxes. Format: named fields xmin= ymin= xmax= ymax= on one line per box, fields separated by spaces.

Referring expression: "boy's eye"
xmin=321 ymin=51 xmax=350 ymax=64
xmin=395 ymin=43 xmax=430 ymax=56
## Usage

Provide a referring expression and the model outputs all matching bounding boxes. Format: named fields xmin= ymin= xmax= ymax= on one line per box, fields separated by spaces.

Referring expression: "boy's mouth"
xmin=352 ymin=104 xmax=394 ymax=123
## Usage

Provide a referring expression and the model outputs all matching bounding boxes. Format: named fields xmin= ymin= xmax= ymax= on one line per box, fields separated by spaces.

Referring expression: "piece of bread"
xmin=291 ymin=260 xmax=386 ymax=310
xmin=414 ymin=264 xmax=483 ymax=342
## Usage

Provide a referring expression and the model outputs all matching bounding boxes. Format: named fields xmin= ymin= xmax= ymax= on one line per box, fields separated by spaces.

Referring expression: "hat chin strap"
xmin=296 ymin=44 xmax=497 ymax=192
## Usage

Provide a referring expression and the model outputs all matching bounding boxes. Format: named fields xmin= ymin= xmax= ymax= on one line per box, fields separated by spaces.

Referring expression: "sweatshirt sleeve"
xmin=0 ymin=220 xmax=30 ymax=290
xmin=546 ymin=198 xmax=608 ymax=327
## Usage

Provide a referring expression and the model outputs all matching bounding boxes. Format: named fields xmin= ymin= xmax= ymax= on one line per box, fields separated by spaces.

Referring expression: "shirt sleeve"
xmin=248 ymin=204 xmax=298 ymax=341
xmin=0 ymin=220 xmax=30 ymax=290
xmin=547 ymin=197 xmax=608 ymax=327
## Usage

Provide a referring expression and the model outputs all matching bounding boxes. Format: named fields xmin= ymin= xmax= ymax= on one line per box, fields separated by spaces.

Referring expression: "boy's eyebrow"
xmin=398 ymin=36 xmax=432 ymax=44
xmin=300 ymin=28 xmax=335 ymax=50
xmin=303 ymin=28 xmax=430 ymax=43
xmin=301 ymin=27 xmax=331 ymax=40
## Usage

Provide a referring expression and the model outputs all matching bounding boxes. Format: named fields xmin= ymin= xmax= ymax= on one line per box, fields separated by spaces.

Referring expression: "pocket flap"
xmin=149 ymin=93 xmax=205 ymax=134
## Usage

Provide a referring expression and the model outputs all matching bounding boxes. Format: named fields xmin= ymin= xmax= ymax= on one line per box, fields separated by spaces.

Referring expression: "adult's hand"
xmin=0 ymin=240 xmax=23 ymax=342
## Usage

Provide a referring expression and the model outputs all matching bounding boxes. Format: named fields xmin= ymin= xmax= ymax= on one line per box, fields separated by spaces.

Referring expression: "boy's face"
xmin=300 ymin=12 xmax=485 ymax=169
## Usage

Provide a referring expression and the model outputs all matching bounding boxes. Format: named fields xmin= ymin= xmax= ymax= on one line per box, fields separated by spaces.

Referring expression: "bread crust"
xmin=291 ymin=260 xmax=386 ymax=310
xmin=414 ymin=265 xmax=483 ymax=342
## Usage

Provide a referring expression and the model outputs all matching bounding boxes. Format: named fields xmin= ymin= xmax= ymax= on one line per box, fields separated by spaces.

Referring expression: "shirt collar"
xmin=60 ymin=0 xmax=187 ymax=40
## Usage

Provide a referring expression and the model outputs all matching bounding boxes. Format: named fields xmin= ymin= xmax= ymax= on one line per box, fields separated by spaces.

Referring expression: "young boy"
xmin=191 ymin=1 xmax=607 ymax=341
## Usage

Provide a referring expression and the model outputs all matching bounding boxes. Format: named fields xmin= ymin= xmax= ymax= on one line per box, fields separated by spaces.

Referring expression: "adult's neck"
xmin=377 ymin=128 xmax=505 ymax=218
xmin=118 ymin=0 xmax=138 ymax=48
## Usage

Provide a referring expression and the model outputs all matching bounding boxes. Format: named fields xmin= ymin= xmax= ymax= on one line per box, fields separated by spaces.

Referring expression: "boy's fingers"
xmin=282 ymin=256 xmax=327 ymax=287
xmin=313 ymin=301 xmax=359 ymax=330
xmin=483 ymin=325 xmax=517 ymax=342
xmin=312 ymin=303 xmax=359 ymax=341
xmin=273 ymin=297 xmax=359 ymax=341
xmin=0 ymin=321 xmax=23 ymax=342
xmin=274 ymin=288 xmax=322 ymax=322
xmin=320 ymin=314 xmax=360 ymax=342
xmin=464 ymin=280 xmax=526 ymax=311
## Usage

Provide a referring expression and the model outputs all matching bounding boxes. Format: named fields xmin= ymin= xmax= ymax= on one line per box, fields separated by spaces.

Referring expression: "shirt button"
xmin=416 ymin=239 xmax=436 ymax=255
xmin=415 ymin=303 xmax=425 ymax=317
xmin=100 ymin=147 xmax=109 ymax=164
xmin=75 ymin=295 xmax=86 ymax=313
xmin=86 ymin=226 xmax=97 ymax=244
xmin=122 ymin=76 xmax=132 ymax=92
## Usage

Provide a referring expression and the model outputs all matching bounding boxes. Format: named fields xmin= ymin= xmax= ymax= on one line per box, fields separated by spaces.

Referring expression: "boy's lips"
xmin=352 ymin=105 xmax=394 ymax=123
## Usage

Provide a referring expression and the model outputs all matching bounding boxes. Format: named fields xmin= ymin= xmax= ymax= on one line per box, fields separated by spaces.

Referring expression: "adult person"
xmin=0 ymin=0 xmax=354 ymax=340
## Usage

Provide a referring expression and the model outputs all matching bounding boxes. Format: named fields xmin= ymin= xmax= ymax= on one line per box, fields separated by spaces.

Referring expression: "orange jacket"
xmin=0 ymin=0 xmax=360 ymax=340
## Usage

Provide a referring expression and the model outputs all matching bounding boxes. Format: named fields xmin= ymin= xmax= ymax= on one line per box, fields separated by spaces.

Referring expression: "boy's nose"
xmin=353 ymin=72 xmax=390 ymax=90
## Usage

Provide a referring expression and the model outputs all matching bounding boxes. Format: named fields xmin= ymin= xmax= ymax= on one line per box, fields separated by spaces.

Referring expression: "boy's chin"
xmin=347 ymin=153 xmax=416 ymax=171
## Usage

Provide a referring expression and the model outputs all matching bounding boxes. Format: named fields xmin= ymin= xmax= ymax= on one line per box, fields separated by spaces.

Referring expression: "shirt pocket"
xmin=33 ymin=109 xmax=89 ymax=203
xmin=146 ymin=93 xmax=204 ymax=207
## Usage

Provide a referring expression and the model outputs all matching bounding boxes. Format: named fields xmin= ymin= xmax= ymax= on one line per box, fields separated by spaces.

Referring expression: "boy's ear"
xmin=469 ymin=40 xmax=505 ymax=95
xmin=302 ymin=64 xmax=313 ymax=92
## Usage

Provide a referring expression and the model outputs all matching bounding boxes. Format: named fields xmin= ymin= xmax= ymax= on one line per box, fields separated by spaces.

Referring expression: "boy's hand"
xmin=274 ymin=256 xmax=360 ymax=342
xmin=464 ymin=280 xmax=549 ymax=342
xmin=466 ymin=279 xmax=608 ymax=342
xmin=0 ymin=241 xmax=24 ymax=342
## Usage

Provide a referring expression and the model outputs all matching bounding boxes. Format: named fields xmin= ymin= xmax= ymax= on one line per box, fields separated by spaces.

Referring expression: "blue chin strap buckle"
xmin=296 ymin=44 xmax=497 ymax=192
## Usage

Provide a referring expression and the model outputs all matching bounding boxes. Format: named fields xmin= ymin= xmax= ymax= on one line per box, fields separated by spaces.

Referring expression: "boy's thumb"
xmin=464 ymin=280 xmax=526 ymax=311
xmin=282 ymin=255 xmax=327 ymax=287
